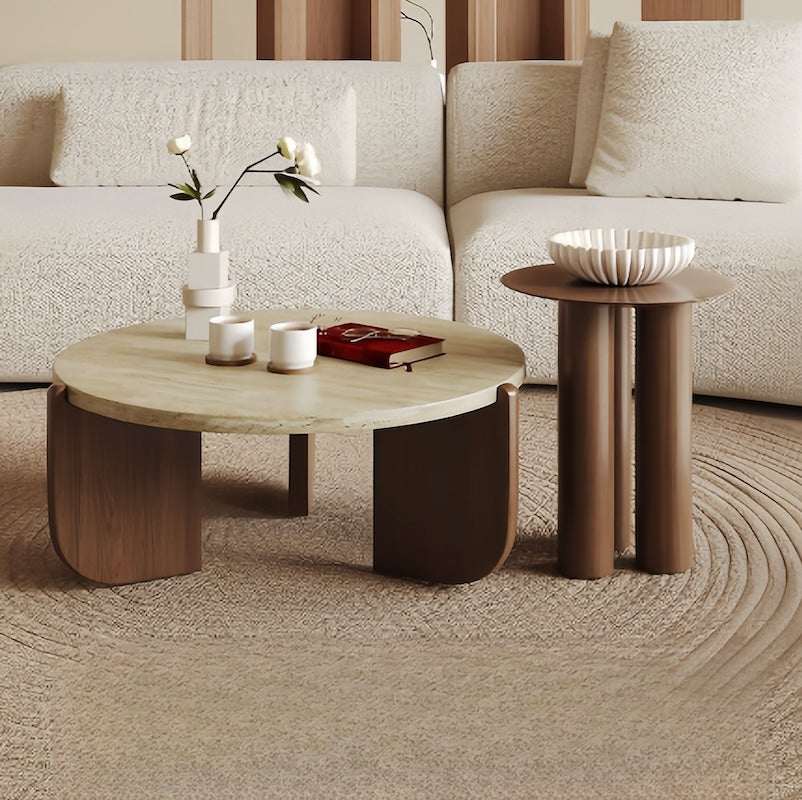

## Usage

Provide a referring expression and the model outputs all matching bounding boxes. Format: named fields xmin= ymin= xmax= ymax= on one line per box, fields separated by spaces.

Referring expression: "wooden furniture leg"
xmin=288 ymin=433 xmax=314 ymax=516
xmin=47 ymin=384 xmax=202 ymax=585
xmin=614 ymin=306 xmax=634 ymax=553
xmin=558 ymin=301 xmax=615 ymax=579
xmin=635 ymin=303 xmax=694 ymax=574
xmin=373 ymin=384 xmax=518 ymax=584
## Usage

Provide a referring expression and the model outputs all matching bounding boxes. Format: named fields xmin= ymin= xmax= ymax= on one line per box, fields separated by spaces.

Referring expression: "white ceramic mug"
xmin=208 ymin=314 xmax=255 ymax=362
xmin=269 ymin=321 xmax=318 ymax=372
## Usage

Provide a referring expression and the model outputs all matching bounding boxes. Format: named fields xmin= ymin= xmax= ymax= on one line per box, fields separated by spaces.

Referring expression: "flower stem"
xmin=212 ymin=150 xmax=280 ymax=221
xmin=181 ymin=153 xmax=205 ymax=220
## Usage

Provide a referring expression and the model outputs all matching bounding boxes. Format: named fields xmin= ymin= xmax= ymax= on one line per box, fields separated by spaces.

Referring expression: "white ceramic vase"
xmin=183 ymin=219 xmax=237 ymax=340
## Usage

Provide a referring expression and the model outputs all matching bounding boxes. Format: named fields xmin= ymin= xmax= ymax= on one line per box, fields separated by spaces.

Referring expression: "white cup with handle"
xmin=268 ymin=321 xmax=318 ymax=374
xmin=206 ymin=314 xmax=255 ymax=366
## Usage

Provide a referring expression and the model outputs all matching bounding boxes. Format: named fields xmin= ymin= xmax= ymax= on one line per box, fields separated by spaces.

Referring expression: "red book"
xmin=317 ymin=323 xmax=445 ymax=369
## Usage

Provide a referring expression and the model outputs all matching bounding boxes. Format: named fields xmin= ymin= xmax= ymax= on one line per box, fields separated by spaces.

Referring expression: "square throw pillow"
xmin=569 ymin=32 xmax=610 ymax=188
xmin=51 ymin=72 xmax=357 ymax=187
xmin=586 ymin=21 xmax=802 ymax=202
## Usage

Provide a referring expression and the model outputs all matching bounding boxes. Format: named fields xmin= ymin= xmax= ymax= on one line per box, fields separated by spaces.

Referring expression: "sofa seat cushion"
xmin=0 ymin=186 xmax=452 ymax=380
xmin=450 ymin=188 xmax=802 ymax=405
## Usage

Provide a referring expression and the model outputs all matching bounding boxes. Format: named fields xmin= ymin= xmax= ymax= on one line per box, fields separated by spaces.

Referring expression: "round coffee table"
xmin=501 ymin=265 xmax=735 ymax=580
xmin=48 ymin=309 xmax=525 ymax=586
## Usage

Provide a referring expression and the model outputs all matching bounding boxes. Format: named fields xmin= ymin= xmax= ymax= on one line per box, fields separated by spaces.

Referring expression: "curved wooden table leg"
xmin=47 ymin=384 xmax=202 ymax=585
xmin=635 ymin=303 xmax=694 ymax=574
xmin=614 ymin=306 xmax=634 ymax=554
xmin=558 ymin=300 xmax=615 ymax=579
xmin=373 ymin=384 xmax=518 ymax=584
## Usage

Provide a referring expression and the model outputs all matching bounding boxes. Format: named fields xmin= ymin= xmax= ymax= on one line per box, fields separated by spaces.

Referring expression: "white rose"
xmin=295 ymin=143 xmax=321 ymax=179
xmin=276 ymin=136 xmax=297 ymax=161
xmin=295 ymin=142 xmax=316 ymax=163
xmin=167 ymin=135 xmax=192 ymax=156
xmin=297 ymin=156 xmax=321 ymax=180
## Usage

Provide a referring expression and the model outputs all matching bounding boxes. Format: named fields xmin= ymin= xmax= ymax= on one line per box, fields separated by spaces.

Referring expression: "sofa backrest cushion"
xmin=51 ymin=73 xmax=357 ymax=187
xmin=447 ymin=61 xmax=580 ymax=207
xmin=587 ymin=21 xmax=802 ymax=202
xmin=0 ymin=61 xmax=444 ymax=203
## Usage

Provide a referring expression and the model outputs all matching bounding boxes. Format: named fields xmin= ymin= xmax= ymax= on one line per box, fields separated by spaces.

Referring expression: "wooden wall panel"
xmin=257 ymin=0 xmax=398 ymax=60
xmin=446 ymin=0 xmax=469 ymax=71
xmin=469 ymin=0 xmax=498 ymax=61
xmin=307 ymin=0 xmax=352 ymax=59
xmin=497 ymin=0 xmax=538 ymax=61
xmin=447 ymin=0 xmax=588 ymax=69
xmin=182 ymin=0 xmax=213 ymax=59
xmin=642 ymin=0 xmax=742 ymax=19
xmin=371 ymin=0 xmax=401 ymax=60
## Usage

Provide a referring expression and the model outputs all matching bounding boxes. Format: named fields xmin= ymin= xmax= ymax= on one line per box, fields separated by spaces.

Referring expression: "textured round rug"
xmin=1 ymin=387 xmax=801 ymax=799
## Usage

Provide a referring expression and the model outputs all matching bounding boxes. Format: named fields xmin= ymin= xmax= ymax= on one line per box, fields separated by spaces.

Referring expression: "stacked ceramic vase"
xmin=182 ymin=220 xmax=237 ymax=340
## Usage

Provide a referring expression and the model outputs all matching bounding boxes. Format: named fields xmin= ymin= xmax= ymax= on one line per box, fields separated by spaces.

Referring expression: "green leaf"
xmin=191 ymin=168 xmax=201 ymax=191
xmin=275 ymin=173 xmax=296 ymax=200
xmin=202 ymin=189 xmax=216 ymax=200
xmin=292 ymin=183 xmax=309 ymax=203
xmin=298 ymin=180 xmax=319 ymax=196
xmin=285 ymin=166 xmax=298 ymax=174
xmin=170 ymin=192 xmax=195 ymax=201
xmin=177 ymin=182 xmax=200 ymax=199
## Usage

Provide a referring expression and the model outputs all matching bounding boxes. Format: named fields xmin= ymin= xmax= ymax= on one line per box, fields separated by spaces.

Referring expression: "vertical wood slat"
xmin=371 ymin=0 xmax=401 ymax=60
xmin=642 ymin=0 xmax=742 ymax=20
xmin=468 ymin=0 xmax=498 ymax=62
xmin=447 ymin=0 xmax=588 ymax=69
xmin=257 ymin=0 xmax=399 ymax=61
xmin=563 ymin=0 xmax=589 ymax=60
xmin=182 ymin=0 xmax=213 ymax=60
xmin=275 ymin=0 xmax=306 ymax=59
xmin=496 ymin=0 xmax=539 ymax=61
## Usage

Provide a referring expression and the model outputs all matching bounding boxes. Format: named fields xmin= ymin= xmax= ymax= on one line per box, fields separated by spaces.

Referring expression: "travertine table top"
xmin=53 ymin=309 xmax=526 ymax=434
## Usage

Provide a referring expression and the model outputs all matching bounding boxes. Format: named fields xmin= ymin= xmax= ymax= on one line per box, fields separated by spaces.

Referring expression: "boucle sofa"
xmin=1 ymin=60 xmax=800 ymax=405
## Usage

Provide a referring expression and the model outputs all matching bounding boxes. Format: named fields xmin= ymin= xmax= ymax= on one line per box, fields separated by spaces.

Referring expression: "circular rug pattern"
xmin=1 ymin=387 xmax=800 ymax=799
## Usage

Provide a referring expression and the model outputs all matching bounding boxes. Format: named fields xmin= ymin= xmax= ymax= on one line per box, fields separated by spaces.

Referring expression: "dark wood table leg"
xmin=614 ymin=306 xmax=633 ymax=554
xmin=635 ymin=303 xmax=694 ymax=574
xmin=47 ymin=384 xmax=202 ymax=585
xmin=288 ymin=434 xmax=314 ymax=516
xmin=558 ymin=301 xmax=615 ymax=579
xmin=373 ymin=384 xmax=518 ymax=584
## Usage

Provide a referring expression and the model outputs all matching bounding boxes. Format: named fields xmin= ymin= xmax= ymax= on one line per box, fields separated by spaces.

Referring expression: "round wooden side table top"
xmin=52 ymin=309 xmax=525 ymax=435
xmin=501 ymin=264 xmax=735 ymax=305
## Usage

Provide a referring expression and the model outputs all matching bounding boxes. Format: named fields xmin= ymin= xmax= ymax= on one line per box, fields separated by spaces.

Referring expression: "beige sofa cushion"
xmin=587 ymin=21 xmax=802 ymax=202
xmin=50 ymin=74 xmax=357 ymax=187
xmin=568 ymin=32 xmax=609 ymax=188
xmin=0 ymin=186 xmax=452 ymax=380
xmin=450 ymin=187 xmax=802 ymax=405
xmin=447 ymin=61 xmax=580 ymax=206
xmin=0 ymin=61 xmax=444 ymax=203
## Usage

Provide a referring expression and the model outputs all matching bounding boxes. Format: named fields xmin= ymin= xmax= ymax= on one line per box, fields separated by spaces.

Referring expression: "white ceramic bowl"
xmin=548 ymin=228 xmax=695 ymax=286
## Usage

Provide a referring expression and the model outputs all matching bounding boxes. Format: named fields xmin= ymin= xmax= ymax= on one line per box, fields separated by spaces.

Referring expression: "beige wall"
xmin=744 ymin=0 xmax=802 ymax=19
xmin=589 ymin=0 xmax=641 ymax=32
xmin=0 ymin=0 xmax=181 ymax=63
xmin=213 ymin=0 xmax=255 ymax=59
xmin=401 ymin=0 xmax=445 ymax=67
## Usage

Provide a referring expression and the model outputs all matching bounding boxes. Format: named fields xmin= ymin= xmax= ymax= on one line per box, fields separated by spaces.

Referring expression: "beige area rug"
xmin=1 ymin=387 xmax=801 ymax=799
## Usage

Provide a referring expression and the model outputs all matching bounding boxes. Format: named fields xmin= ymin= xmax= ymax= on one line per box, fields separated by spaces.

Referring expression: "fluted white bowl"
xmin=548 ymin=229 xmax=695 ymax=286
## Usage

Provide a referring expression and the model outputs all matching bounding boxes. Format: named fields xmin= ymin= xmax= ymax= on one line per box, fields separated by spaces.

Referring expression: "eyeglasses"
xmin=339 ymin=326 xmax=421 ymax=344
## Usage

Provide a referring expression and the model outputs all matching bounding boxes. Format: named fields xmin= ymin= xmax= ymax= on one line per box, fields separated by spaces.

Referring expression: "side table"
xmin=501 ymin=265 xmax=735 ymax=579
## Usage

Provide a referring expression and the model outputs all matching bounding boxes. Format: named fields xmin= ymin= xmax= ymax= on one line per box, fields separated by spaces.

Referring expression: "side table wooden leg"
xmin=373 ymin=384 xmax=518 ymax=584
xmin=47 ymin=384 xmax=202 ymax=585
xmin=614 ymin=306 xmax=634 ymax=554
xmin=558 ymin=301 xmax=615 ymax=579
xmin=635 ymin=303 xmax=694 ymax=574
xmin=288 ymin=434 xmax=314 ymax=516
